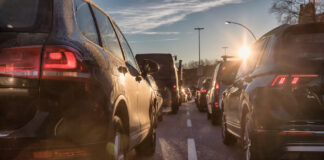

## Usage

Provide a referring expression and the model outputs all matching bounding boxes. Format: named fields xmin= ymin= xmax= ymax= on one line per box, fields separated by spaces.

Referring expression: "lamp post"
xmin=225 ymin=21 xmax=257 ymax=41
xmin=194 ymin=27 xmax=204 ymax=66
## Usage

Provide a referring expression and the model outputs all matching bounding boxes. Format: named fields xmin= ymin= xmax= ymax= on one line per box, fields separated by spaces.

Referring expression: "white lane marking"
xmin=187 ymin=111 xmax=190 ymax=116
xmin=187 ymin=119 xmax=192 ymax=127
xmin=188 ymin=138 xmax=198 ymax=160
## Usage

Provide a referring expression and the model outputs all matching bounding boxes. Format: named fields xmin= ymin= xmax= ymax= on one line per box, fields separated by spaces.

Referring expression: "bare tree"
xmin=270 ymin=0 xmax=324 ymax=24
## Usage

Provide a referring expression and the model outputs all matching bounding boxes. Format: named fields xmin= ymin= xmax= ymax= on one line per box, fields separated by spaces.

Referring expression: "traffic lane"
xmin=128 ymin=101 xmax=244 ymax=160
xmin=129 ymin=103 xmax=190 ymax=160
xmin=188 ymin=103 xmax=244 ymax=160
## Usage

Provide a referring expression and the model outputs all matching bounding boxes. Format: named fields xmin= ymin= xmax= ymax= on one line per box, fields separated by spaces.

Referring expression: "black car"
xmin=136 ymin=53 xmax=181 ymax=114
xmin=206 ymin=59 xmax=241 ymax=125
xmin=197 ymin=78 xmax=212 ymax=112
xmin=0 ymin=0 xmax=159 ymax=159
xmin=221 ymin=23 xmax=324 ymax=160
xmin=195 ymin=77 xmax=211 ymax=105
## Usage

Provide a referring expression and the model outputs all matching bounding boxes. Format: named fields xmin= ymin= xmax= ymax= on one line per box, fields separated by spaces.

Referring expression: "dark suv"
xmin=136 ymin=53 xmax=181 ymax=114
xmin=221 ymin=23 xmax=324 ymax=160
xmin=206 ymin=59 xmax=241 ymax=125
xmin=0 ymin=0 xmax=158 ymax=159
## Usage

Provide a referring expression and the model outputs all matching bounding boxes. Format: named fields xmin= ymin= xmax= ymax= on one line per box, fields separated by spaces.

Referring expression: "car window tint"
xmin=116 ymin=27 xmax=140 ymax=71
xmin=93 ymin=7 xmax=124 ymax=59
xmin=74 ymin=0 xmax=99 ymax=45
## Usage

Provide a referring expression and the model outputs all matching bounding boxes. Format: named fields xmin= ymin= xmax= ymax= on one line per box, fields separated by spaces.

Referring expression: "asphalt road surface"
xmin=128 ymin=101 xmax=244 ymax=160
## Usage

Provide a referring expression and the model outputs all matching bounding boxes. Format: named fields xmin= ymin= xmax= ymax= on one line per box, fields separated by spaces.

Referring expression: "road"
xmin=128 ymin=101 xmax=244 ymax=160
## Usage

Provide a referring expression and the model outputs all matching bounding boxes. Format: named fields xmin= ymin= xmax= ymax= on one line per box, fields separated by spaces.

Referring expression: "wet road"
xmin=128 ymin=101 xmax=244 ymax=160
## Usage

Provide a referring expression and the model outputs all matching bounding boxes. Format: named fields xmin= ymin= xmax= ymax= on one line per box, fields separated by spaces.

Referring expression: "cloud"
xmin=108 ymin=0 xmax=243 ymax=35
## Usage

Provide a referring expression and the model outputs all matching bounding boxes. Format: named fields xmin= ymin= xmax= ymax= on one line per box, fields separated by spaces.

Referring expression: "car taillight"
xmin=215 ymin=83 xmax=220 ymax=89
xmin=33 ymin=148 xmax=89 ymax=159
xmin=214 ymin=102 xmax=219 ymax=108
xmin=41 ymin=46 xmax=90 ymax=80
xmin=173 ymin=84 xmax=177 ymax=89
xmin=0 ymin=46 xmax=42 ymax=79
xmin=271 ymin=74 xmax=319 ymax=86
xmin=201 ymin=89 xmax=207 ymax=93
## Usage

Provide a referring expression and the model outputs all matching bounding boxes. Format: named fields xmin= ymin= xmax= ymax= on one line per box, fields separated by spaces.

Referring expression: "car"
xmin=197 ymin=78 xmax=212 ymax=112
xmin=221 ymin=23 xmax=324 ymax=160
xmin=136 ymin=53 xmax=181 ymax=114
xmin=0 ymin=0 xmax=159 ymax=159
xmin=195 ymin=77 xmax=211 ymax=105
xmin=146 ymin=74 xmax=164 ymax=122
xmin=185 ymin=88 xmax=193 ymax=100
xmin=206 ymin=58 xmax=241 ymax=125
xmin=180 ymin=89 xmax=188 ymax=102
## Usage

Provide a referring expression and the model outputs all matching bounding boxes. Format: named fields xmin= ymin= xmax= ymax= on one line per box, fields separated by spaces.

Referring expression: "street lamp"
xmin=225 ymin=21 xmax=257 ymax=41
xmin=194 ymin=27 xmax=204 ymax=66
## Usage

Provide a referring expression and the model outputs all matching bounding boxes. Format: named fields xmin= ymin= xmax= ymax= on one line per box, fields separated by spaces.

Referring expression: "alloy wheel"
xmin=114 ymin=132 xmax=125 ymax=160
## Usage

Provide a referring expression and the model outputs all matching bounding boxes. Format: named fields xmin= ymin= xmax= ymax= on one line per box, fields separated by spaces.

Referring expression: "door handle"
xmin=118 ymin=66 xmax=128 ymax=74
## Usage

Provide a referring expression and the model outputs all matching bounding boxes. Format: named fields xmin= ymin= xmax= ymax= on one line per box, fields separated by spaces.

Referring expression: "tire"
xmin=211 ymin=109 xmax=221 ymax=125
xmin=207 ymin=111 xmax=211 ymax=120
xmin=171 ymin=104 xmax=179 ymax=114
xmin=242 ymin=114 xmax=262 ymax=160
xmin=107 ymin=116 xmax=128 ymax=160
xmin=221 ymin=111 xmax=236 ymax=145
xmin=135 ymin=107 xmax=156 ymax=156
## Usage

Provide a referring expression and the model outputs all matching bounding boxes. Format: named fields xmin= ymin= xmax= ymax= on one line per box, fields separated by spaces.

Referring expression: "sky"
xmin=92 ymin=0 xmax=280 ymax=63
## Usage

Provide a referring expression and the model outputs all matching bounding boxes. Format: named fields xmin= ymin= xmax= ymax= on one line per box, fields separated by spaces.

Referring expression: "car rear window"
xmin=283 ymin=33 xmax=324 ymax=60
xmin=136 ymin=54 xmax=176 ymax=80
xmin=0 ymin=0 xmax=51 ymax=32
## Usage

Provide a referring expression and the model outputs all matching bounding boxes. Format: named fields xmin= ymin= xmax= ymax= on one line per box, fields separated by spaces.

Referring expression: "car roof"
xmin=260 ymin=23 xmax=324 ymax=39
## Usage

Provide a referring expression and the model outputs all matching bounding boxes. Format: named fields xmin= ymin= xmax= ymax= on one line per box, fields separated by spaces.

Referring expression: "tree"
xmin=270 ymin=0 xmax=324 ymax=24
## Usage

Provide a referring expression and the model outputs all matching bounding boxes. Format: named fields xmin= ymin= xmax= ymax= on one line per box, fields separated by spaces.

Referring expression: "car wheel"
xmin=207 ymin=111 xmax=211 ymax=120
xmin=211 ymin=109 xmax=221 ymax=125
xmin=135 ymin=107 xmax=156 ymax=155
xmin=171 ymin=104 xmax=179 ymax=114
xmin=242 ymin=114 xmax=261 ymax=160
xmin=107 ymin=116 xmax=127 ymax=160
xmin=221 ymin=111 xmax=236 ymax=145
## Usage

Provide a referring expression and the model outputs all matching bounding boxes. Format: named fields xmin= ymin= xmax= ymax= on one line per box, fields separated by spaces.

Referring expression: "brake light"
xmin=201 ymin=89 xmax=207 ymax=93
xmin=215 ymin=83 xmax=220 ymax=89
xmin=214 ymin=102 xmax=219 ymax=108
xmin=42 ymin=46 xmax=90 ymax=80
xmin=271 ymin=74 xmax=319 ymax=86
xmin=173 ymin=85 xmax=177 ymax=89
xmin=0 ymin=46 xmax=42 ymax=79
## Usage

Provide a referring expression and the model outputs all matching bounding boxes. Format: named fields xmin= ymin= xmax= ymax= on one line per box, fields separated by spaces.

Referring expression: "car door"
xmin=227 ymin=39 xmax=269 ymax=130
xmin=115 ymin=26 xmax=152 ymax=133
xmin=91 ymin=6 xmax=142 ymax=141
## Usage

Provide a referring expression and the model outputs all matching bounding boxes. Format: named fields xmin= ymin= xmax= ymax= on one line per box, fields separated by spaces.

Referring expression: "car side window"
xmin=115 ymin=27 xmax=140 ymax=71
xmin=92 ymin=7 xmax=124 ymax=60
xmin=74 ymin=0 xmax=100 ymax=45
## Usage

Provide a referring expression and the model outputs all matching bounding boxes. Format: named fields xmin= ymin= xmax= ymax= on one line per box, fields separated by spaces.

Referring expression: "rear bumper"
xmin=253 ymin=129 xmax=324 ymax=158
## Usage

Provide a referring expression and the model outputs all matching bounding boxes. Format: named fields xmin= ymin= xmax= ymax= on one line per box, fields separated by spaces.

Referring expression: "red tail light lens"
xmin=0 ymin=46 xmax=42 ymax=79
xmin=271 ymin=74 xmax=319 ymax=86
xmin=215 ymin=83 xmax=220 ymax=89
xmin=33 ymin=148 xmax=89 ymax=159
xmin=173 ymin=84 xmax=177 ymax=89
xmin=214 ymin=102 xmax=219 ymax=108
xmin=42 ymin=46 xmax=90 ymax=80
xmin=201 ymin=89 xmax=207 ymax=93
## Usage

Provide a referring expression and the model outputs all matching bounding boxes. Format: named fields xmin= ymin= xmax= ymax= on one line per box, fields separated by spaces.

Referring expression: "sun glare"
xmin=238 ymin=46 xmax=251 ymax=59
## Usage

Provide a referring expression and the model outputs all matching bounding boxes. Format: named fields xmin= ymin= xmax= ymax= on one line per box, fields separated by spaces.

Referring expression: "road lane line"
xmin=187 ymin=111 xmax=190 ymax=116
xmin=188 ymin=138 xmax=198 ymax=160
xmin=187 ymin=119 xmax=192 ymax=127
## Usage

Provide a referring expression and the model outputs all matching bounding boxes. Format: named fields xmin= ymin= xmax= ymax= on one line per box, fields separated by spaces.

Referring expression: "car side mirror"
xmin=142 ymin=59 xmax=159 ymax=75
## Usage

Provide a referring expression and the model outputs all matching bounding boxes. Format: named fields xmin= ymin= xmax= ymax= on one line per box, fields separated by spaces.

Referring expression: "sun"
xmin=238 ymin=46 xmax=251 ymax=59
